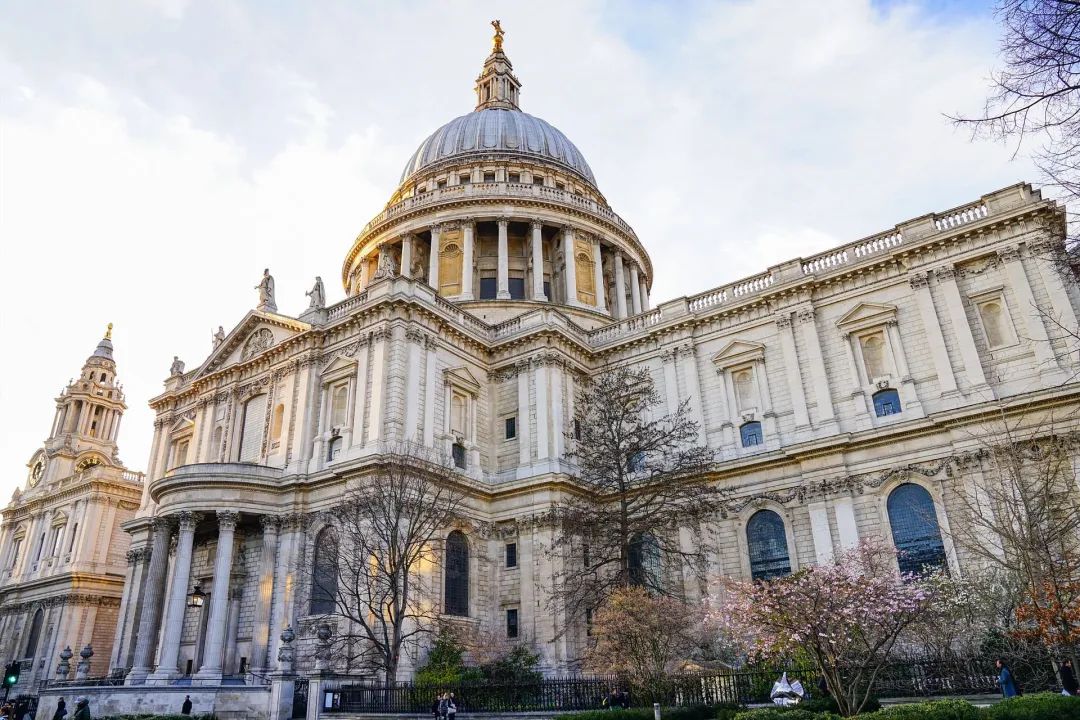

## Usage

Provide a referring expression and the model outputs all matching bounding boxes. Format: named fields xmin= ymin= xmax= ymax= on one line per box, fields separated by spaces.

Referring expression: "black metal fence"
xmin=318 ymin=658 xmax=1027 ymax=714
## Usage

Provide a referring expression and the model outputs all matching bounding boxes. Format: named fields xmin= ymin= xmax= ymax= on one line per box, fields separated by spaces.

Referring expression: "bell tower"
xmin=474 ymin=20 xmax=522 ymax=110
xmin=35 ymin=324 xmax=128 ymax=485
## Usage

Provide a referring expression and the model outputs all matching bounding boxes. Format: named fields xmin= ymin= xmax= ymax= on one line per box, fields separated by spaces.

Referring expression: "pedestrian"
xmin=1062 ymin=659 xmax=1079 ymax=696
xmin=0 ymin=704 xmax=11 ymax=720
xmin=181 ymin=695 xmax=193 ymax=715
xmin=447 ymin=692 xmax=457 ymax=720
xmin=996 ymin=658 xmax=1019 ymax=698
xmin=602 ymin=689 xmax=618 ymax=710
xmin=437 ymin=692 xmax=448 ymax=720
xmin=51 ymin=698 xmax=67 ymax=720
xmin=71 ymin=697 xmax=90 ymax=720
xmin=618 ymin=689 xmax=631 ymax=710
xmin=431 ymin=694 xmax=441 ymax=720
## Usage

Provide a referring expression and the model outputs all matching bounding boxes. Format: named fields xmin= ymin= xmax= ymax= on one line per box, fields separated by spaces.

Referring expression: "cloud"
xmin=0 ymin=0 xmax=1040 ymax=496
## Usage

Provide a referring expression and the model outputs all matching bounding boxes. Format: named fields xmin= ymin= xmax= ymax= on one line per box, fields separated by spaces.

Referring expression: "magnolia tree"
xmin=713 ymin=540 xmax=959 ymax=717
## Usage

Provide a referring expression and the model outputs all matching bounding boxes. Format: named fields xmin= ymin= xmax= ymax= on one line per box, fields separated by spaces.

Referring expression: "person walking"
xmin=50 ymin=698 xmax=67 ymax=720
xmin=1062 ymin=659 xmax=1079 ymax=696
xmin=447 ymin=692 xmax=457 ymax=720
xmin=181 ymin=695 xmax=192 ymax=715
xmin=71 ymin=698 xmax=90 ymax=720
xmin=996 ymin=658 xmax=1019 ymax=698
xmin=430 ymin=694 xmax=441 ymax=720
xmin=437 ymin=692 xmax=448 ymax=720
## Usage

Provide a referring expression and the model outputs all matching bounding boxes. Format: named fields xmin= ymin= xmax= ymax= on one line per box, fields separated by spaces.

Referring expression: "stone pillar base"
xmin=192 ymin=670 xmax=223 ymax=686
xmin=269 ymin=672 xmax=296 ymax=720
xmin=125 ymin=667 xmax=152 ymax=685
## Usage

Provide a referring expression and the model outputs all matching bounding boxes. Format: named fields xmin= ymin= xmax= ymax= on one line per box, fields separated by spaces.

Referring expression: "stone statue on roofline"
xmin=306 ymin=276 xmax=326 ymax=310
xmin=255 ymin=268 xmax=277 ymax=312
xmin=213 ymin=325 xmax=225 ymax=348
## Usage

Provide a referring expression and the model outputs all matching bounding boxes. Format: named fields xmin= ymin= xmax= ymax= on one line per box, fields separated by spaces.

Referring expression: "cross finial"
xmin=105 ymin=322 xmax=113 ymax=340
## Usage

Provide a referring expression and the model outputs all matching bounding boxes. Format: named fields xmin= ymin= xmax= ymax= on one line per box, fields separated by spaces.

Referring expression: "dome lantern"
xmin=474 ymin=20 xmax=521 ymax=111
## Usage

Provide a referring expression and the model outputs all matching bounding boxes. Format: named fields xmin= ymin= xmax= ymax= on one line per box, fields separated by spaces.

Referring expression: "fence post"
xmin=653 ymin=702 xmax=661 ymax=720
xmin=307 ymin=672 xmax=325 ymax=720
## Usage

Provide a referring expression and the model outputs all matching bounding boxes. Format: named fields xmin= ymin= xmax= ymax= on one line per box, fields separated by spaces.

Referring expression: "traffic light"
xmin=3 ymin=661 xmax=19 ymax=688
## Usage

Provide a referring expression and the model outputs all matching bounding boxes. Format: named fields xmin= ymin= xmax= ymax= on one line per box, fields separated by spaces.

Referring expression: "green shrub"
xmin=97 ymin=715 xmax=216 ymax=720
xmin=561 ymin=705 xmax=740 ymax=720
xmin=559 ymin=709 xmax=656 ymax=720
xmin=799 ymin=694 xmax=881 ymax=715
xmin=981 ymin=692 xmax=1080 ymax=720
xmin=732 ymin=709 xmax=841 ymax=720
xmin=859 ymin=699 xmax=980 ymax=720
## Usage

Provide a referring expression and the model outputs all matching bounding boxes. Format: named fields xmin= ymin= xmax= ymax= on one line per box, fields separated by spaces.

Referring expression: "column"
xmin=661 ymin=350 xmax=680 ymax=416
xmin=934 ymin=266 xmax=989 ymax=388
xmin=775 ymin=314 xmax=810 ymax=429
xmin=422 ymin=336 xmax=439 ymax=447
xmin=428 ymin=225 xmax=441 ymax=289
xmin=148 ymin=511 xmax=199 ymax=683
xmin=807 ymin=502 xmax=833 ymax=565
xmin=404 ymin=328 xmax=423 ymax=440
xmin=267 ymin=515 xmax=301 ymax=666
xmin=592 ymin=239 xmax=606 ymax=312
xmin=535 ymin=360 xmax=550 ymax=460
xmin=640 ymin=276 xmax=650 ymax=312
xmin=497 ymin=218 xmax=511 ymax=299
xmin=111 ymin=547 xmax=147 ymax=672
xmin=562 ymin=226 xmax=577 ymax=306
xmin=517 ymin=366 xmax=531 ymax=467
xmin=999 ymin=246 xmax=1058 ymax=370
xmin=126 ymin=518 xmax=172 ymax=684
xmin=400 ymin=234 xmax=413 ymax=279
xmin=796 ymin=307 xmax=836 ymax=426
xmin=224 ymin=588 xmax=243 ymax=673
xmin=460 ymin=220 xmax=475 ymax=300
xmin=678 ymin=344 xmax=706 ymax=440
xmin=613 ymin=252 xmax=627 ymax=319
xmin=249 ymin=515 xmax=280 ymax=675
xmin=551 ymin=361 xmax=565 ymax=459
xmin=350 ymin=338 xmax=370 ymax=448
xmin=358 ymin=260 xmax=370 ymax=291
xmin=629 ymin=263 xmax=642 ymax=315
xmin=194 ymin=510 xmax=240 ymax=684
xmin=909 ymin=273 xmax=959 ymax=395
xmin=530 ymin=220 xmax=546 ymax=301
xmin=367 ymin=328 xmax=389 ymax=445
xmin=841 ymin=333 xmax=872 ymax=419
xmin=833 ymin=496 xmax=859 ymax=550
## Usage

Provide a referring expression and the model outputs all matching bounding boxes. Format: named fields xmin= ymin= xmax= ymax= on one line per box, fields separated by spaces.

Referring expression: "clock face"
xmin=29 ymin=461 xmax=44 ymax=486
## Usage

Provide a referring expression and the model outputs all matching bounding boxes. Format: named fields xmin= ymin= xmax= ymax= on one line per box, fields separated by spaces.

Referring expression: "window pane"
xmin=445 ymin=531 xmax=469 ymax=616
xmin=505 ymin=417 xmax=517 ymax=440
xmin=747 ymin=510 xmax=791 ymax=580
xmin=740 ymin=422 xmax=763 ymax=448
xmin=873 ymin=389 xmax=902 ymax=417
xmin=508 ymin=277 xmax=526 ymax=299
xmin=479 ymin=277 xmax=497 ymax=299
xmin=506 ymin=608 xmax=519 ymax=638
xmin=888 ymin=484 xmax=947 ymax=575
xmin=628 ymin=533 xmax=661 ymax=588
xmin=310 ymin=528 xmax=338 ymax=614
xmin=506 ymin=542 xmax=517 ymax=568
xmin=452 ymin=443 xmax=466 ymax=469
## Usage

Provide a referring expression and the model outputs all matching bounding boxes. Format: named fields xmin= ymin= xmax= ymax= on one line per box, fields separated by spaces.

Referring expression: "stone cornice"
xmin=0 ymin=593 xmax=121 ymax=616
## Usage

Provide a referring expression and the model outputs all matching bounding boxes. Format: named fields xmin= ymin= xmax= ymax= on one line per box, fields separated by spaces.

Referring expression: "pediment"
xmin=169 ymin=417 xmax=195 ymax=435
xmin=835 ymin=302 xmax=897 ymax=332
xmin=712 ymin=340 xmax=765 ymax=369
xmin=192 ymin=311 xmax=311 ymax=380
xmin=320 ymin=354 xmax=358 ymax=379
xmin=445 ymin=366 xmax=481 ymax=394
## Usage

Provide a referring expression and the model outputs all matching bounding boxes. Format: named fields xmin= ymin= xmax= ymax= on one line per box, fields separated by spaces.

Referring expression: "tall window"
xmin=330 ymin=385 xmax=348 ymax=428
xmin=270 ymin=403 xmax=285 ymax=444
xmin=746 ymin=510 xmax=791 ymax=580
xmin=24 ymin=608 xmax=43 ymax=660
xmin=740 ymin=421 xmax=763 ymax=448
xmin=238 ymin=394 xmax=267 ymax=463
xmin=479 ymin=276 xmax=497 ymax=300
xmin=628 ymin=533 xmax=661 ymax=589
xmin=887 ymin=484 xmax=947 ymax=575
xmin=444 ymin=531 xmax=469 ymax=616
xmin=506 ymin=608 xmax=519 ymax=639
xmin=873 ymin=389 xmax=902 ymax=417
xmin=310 ymin=527 xmax=339 ymax=615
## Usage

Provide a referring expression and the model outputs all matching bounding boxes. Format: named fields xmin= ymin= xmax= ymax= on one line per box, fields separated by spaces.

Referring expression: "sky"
xmin=0 ymin=0 xmax=1043 ymax=498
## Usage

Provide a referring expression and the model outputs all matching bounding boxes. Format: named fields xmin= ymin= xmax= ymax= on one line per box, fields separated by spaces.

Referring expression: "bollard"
xmin=653 ymin=702 xmax=661 ymax=720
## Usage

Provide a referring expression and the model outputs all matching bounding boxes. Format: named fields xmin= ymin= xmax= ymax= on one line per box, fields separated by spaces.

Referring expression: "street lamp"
xmin=187 ymin=583 xmax=206 ymax=608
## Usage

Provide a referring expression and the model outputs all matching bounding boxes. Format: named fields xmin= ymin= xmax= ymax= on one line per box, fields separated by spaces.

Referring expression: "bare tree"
xmin=947 ymin=409 xmax=1080 ymax=655
xmin=307 ymin=442 xmax=467 ymax=683
xmin=549 ymin=364 xmax=719 ymax=632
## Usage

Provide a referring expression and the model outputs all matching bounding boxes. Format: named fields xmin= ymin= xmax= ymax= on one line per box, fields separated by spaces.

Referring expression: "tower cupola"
xmin=474 ymin=20 xmax=521 ymax=111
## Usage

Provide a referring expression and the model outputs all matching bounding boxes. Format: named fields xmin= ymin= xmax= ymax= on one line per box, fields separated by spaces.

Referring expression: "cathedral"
xmin=16 ymin=24 xmax=1080 ymax=719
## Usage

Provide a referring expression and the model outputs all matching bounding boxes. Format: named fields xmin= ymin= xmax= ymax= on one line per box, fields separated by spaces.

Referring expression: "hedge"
xmin=859 ymin=699 xmax=981 ymax=720
xmin=733 ymin=709 xmax=841 ymax=720
xmin=96 ymin=714 xmax=217 ymax=720
xmin=561 ymin=704 xmax=742 ymax=720
xmin=981 ymin=692 xmax=1080 ymax=720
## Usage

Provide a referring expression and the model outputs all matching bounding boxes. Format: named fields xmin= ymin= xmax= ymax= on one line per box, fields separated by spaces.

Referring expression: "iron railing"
xmin=318 ymin=658 xmax=1039 ymax=714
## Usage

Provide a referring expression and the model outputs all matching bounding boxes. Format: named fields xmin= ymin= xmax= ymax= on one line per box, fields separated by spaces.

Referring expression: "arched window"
xmin=444 ymin=531 xmax=469 ymax=616
xmin=330 ymin=385 xmax=348 ymax=428
xmin=238 ymin=394 xmax=267 ymax=463
xmin=887 ymin=484 xmax=947 ymax=575
xmin=628 ymin=533 xmax=661 ymax=589
xmin=310 ymin=527 xmax=339 ymax=615
xmin=873 ymin=389 xmax=902 ymax=417
xmin=740 ymin=421 xmax=763 ymax=448
xmin=24 ymin=608 xmax=43 ymax=660
xmin=746 ymin=510 xmax=791 ymax=580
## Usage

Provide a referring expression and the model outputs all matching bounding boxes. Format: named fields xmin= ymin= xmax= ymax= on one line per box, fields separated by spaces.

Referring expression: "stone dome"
xmin=399 ymin=108 xmax=597 ymax=188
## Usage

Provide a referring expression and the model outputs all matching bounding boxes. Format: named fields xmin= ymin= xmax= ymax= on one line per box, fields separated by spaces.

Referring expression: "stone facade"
xmin=0 ymin=329 xmax=144 ymax=696
xmin=105 ymin=33 xmax=1080 ymax=709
